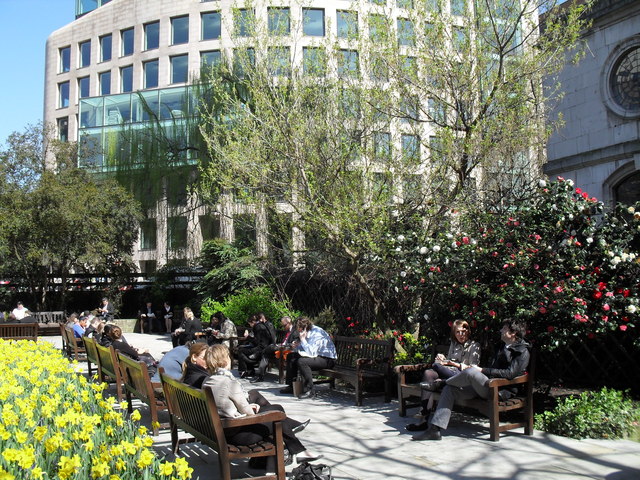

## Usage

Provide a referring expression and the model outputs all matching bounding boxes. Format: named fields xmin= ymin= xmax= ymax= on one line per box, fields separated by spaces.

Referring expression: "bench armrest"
xmin=486 ymin=374 xmax=529 ymax=388
xmin=220 ymin=410 xmax=286 ymax=429
xmin=394 ymin=363 xmax=431 ymax=374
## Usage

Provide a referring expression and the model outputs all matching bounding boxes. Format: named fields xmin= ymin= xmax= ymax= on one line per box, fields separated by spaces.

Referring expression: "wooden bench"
xmin=315 ymin=335 xmax=395 ymax=406
xmin=118 ymin=353 xmax=167 ymax=435
xmin=395 ymin=351 xmax=535 ymax=441
xmin=160 ymin=370 xmax=287 ymax=480
xmin=63 ymin=326 xmax=86 ymax=361
xmin=0 ymin=322 xmax=39 ymax=341
xmin=95 ymin=343 xmax=124 ymax=402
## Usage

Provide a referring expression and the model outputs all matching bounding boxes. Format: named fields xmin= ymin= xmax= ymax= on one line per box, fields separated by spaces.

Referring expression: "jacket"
xmin=481 ymin=339 xmax=530 ymax=380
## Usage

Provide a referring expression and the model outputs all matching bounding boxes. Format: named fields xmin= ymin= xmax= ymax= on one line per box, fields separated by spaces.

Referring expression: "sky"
xmin=0 ymin=0 xmax=73 ymax=147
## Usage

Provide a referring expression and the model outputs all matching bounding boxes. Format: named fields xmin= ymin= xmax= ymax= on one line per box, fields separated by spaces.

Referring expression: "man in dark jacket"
xmin=414 ymin=318 xmax=530 ymax=441
xmin=237 ymin=314 xmax=273 ymax=378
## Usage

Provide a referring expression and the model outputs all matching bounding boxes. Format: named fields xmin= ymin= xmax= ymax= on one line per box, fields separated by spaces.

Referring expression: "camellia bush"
xmin=388 ymin=178 xmax=640 ymax=350
xmin=0 ymin=340 xmax=193 ymax=479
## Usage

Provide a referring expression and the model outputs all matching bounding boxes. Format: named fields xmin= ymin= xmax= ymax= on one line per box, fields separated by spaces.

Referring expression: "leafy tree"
xmin=0 ymin=124 xmax=142 ymax=310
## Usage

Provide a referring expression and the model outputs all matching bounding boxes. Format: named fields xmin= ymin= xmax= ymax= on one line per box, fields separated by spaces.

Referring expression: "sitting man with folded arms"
xmin=413 ymin=318 xmax=530 ymax=441
xmin=280 ymin=317 xmax=336 ymax=399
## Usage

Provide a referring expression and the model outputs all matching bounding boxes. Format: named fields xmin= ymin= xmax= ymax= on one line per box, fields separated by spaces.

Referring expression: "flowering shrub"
xmin=389 ymin=178 xmax=640 ymax=350
xmin=0 ymin=340 xmax=193 ymax=479
xmin=391 ymin=332 xmax=431 ymax=366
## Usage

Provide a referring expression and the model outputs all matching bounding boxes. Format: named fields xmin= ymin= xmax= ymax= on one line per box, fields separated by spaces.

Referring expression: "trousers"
xmin=430 ymin=368 xmax=489 ymax=430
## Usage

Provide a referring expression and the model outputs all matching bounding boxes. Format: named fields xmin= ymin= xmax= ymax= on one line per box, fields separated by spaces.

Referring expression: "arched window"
xmin=615 ymin=171 xmax=640 ymax=206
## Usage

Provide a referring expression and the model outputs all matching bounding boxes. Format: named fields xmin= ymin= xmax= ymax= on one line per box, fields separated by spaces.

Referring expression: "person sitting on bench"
xmin=413 ymin=318 xmax=530 ymax=441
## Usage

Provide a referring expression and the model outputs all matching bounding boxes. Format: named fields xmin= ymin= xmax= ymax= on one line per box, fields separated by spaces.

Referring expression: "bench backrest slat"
xmin=0 ymin=323 xmax=39 ymax=341
xmin=333 ymin=336 xmax=394 ymax=373
xmin=118 ymin=353 xmax=153 ymax=404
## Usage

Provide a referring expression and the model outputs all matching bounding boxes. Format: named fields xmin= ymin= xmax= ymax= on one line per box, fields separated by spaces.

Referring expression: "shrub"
xmin=392 ymin=332 xmax=431 ymax=366
xmin=0 ymin=339 xmax=192 ymax=479
xmin=201 ymin=286 xmax=300 ymax=328
xmin=535 ymin=387 xmax=640 ymax=439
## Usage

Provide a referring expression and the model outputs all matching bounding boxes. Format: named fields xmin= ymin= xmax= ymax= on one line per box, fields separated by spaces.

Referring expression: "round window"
xmin=602 ymin=37 xmax=640 ymax=119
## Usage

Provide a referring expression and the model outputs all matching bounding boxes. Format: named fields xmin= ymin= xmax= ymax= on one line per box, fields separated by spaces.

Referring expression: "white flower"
xmin=611 ymin=256 xmax=621 ymax=266
xmin=419 ymin=246 xmax=428 ymax=255
xmin=391 ymin=210 xmax=399 ymax=217
xmin=445 ymin=233 xmax=453 ymax=239
xmin=400 ymin=271 xmax=407 ymax=277
xmin=568 ymin=214 xmax=574 ymax=220
xmin=397 ymin=235 xmax=405 ymax=242
xmin=394 ymin=286 xmax=399 ymax=293
xmin=433 ymin=245 xmax=441 ymax=252
xmin=539 ymin=179 xmax=547 ymax=188
xmin=626 ymin=305 xmax=637 ymax=314
xmin=586 ymin=237 xmax=593 ymax=244
xmin=451 ymin=241 xmax=458 ymax=248
xmin=566 ymin=179 xmax=574 ymax=186
xmin=634 ymin=212 xmax=640 ymax=220
xmin=628 ymin=206 xmax=635 ymax=214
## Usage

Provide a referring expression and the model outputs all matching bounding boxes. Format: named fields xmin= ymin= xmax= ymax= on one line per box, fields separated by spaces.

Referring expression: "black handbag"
xmin=291 ymin=462 xmax=332 ymax=480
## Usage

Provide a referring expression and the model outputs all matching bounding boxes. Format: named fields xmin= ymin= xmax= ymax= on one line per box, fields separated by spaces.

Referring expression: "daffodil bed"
xmin=0 ymin=339 xmax=193 ymax=479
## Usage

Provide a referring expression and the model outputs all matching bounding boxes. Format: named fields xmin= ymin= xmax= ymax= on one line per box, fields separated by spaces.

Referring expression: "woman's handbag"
xmin=290 ymin=462 xmax=332 ymax=480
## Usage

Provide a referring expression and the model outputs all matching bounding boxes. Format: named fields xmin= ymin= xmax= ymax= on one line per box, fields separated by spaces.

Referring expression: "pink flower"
xmin=539 ymin=307 xmax=547 ymax=314
xmin=488 ymin=310 xmax=497 ymax=318
xmin=620 ymin=325 xmax=628 ymax=332
xmin=601 ymin=316 xmax=608 ymax=322
xmin=547 ymin=326 xmax=554 ymax=332
xmin=575 ymin=187 xmax=582 ymax=194
xmin=605 ymin=291 xmax=614 ymax=297
xmin=603 ymin=304 xmax=610 ymax=311
xmin=462 ymin=236 xmax=470 ymax=244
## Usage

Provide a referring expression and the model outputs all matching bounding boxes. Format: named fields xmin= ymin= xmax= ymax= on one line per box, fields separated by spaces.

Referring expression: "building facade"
xmin=544 ymin=0 xmax=640 ymax=207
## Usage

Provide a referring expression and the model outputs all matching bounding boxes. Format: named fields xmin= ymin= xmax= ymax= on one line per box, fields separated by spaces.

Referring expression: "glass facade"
xmin=303 ymin=8 xmax=324 ymax=36
xmin=100 ymin=34 xmax=112 ymax=61
xmin=79 ymin=40 xmax=91 ymax=68
xmin=171 ymin=55 xmax=188 ymax=84
xmin=121 ymin=65 xmax=133 ymax=92
xmin=144 ymin=21 xmax=159 ymax=50
xmin=338 ymin=50 xmax=359 ymax=78
xmin=201 ymin=50 xmax=222 ymax=66
xmin=172 ymin=16 xmax=189 ymax=45
xmin=60 ymin=47 xmax=70 ymax=73
xmin=202 ymin=12 xmax=221 ymax=40
xmin=144 ymin=59 xmax=159 ymax=89
xmin=99 ymin=71 xmax=111 ymax=95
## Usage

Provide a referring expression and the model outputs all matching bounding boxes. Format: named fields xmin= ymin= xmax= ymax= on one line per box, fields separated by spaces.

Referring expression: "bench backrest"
xmin=64 ymin=326 xmax=85 ymax=358
xmin=333 ymin=336 xmax=395 ymax=373
xmin=160 ymin=370 xmax=227 ymax=451
xmin=0 ymin=323 xmax=38 ymax=341
xmin=83 ymin=336 xmax=99 ymax=371
xmin=118 ymin=353 xmax=155 ymax=405
xmin=95 ymin=343 xmax=121 ymax=382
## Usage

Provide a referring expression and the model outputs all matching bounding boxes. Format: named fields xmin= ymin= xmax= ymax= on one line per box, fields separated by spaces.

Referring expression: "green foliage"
xmin=535 ymin=388 xmax=640 ymax=439
xmin=392 ymin=332 xmax=431 ymax=366
xmin=311 ymin=307 xmax=339 ymax=336
xmin=196 ymin=239 xmax=265 ymax=300
xmin=200 ymin=286 xmax=300 ymax=328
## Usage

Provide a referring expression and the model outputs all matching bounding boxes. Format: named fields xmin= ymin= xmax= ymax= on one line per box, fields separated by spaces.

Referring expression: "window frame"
xmin=170 ymin=54 xmax=189 ymax=84
xmin=171 ymin=15 xmax=190 ymax=45
xmin=120 ymin=65 xmax=133 ymax=93
xmin=201 ymin=11 xmax=221 ymax=40
xmin=144 ymin=21 xmax=160 ymax=50
xmin=79 ymin=40 xmax=91 ymax=68
xmin=143 ymin=59 xmax=159 ymax=89
xmin=121 ymin=27 xmax=134 ymax=57
xmin=59 ymin=46 xmax=71 ymax=73
xmin=302 ymin=8 xmax=325 ymax=37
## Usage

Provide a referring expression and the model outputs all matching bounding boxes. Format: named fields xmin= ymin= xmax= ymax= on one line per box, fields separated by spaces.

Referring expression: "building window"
xmin=369 ymin=14 xmax=386 ymax=42
xmin=401 ymin=134 xmax=420 ymax=164
xmin=199 ymin=215 xmax=220 ymax=241
xmin=373 ymin=132 xmax=391 ymax=160
xmin=397 ymin=18 xmax=415 ymax=46
xmin=403 ymin=56 xmax=417 ymax=78
xmin=172 ymin=15 xmax=189 ymax=45
xmin=233 ymin=48 xmax=255 ymax=77
xmin=171 ymin=55 xmax=188 ymax=84
xmin=140 ymin=219 xmax=157 ymax=250
xmin=401 ymin=94 xmax=419 ymax=123
xmin=143 ymin=60 xmax=159 ymax=89
xmin=202 ymin=11 xmax=221 ymax=40
xmin=267 ymin=47 xmax=290 ymax=77
xmin=303 ymin=47 xmax=326 ymax=77
xmin=57 ymin=117 xmax=69 ymax=142
xmin=234 ymin=214 xmax=256 ymax=250
xmin=201 ymin=50 xmax=222 ymax=67
xmin=59 ymin=46 xmax=70 ymax=73
xmin=426 ymin=0 xmax=441 ymax=12
xmin=234 ymin=9 xmax=253 ymax=37
xmin=397 ymin=0 xmax=413 ymax=8
xmin=453 ymin=27 xmax=466 ymax=52
xmin=268 ymin=7 xmax=290 ymax=36
xmin=78 ymin=76 xmax=90 ymax=99
xmin=144 ymin=21 xmax=159 ymax=50
xmin=370 ymin=0 xmax=386 ymax=4
xmin=337 ymin=11 xmax=358 ymax=39
xmin=99 ymin=71 xmax=111 ymax=95
xmin=99 ymin=34 xmax=112 ymax=62
xmin=121 ymin=27 xmax=134 ymax=56
xmin=451 ymin=0 xmax=465 ymax=16
xmin=303 ymin=8 xmax=325 ymax=36
xmin=59 ymin=82 xmax=70 ymax=108
xmin=168 ymin=216 xmax=188 ymax=251
xmin=615 ymin=172 xmax=640 ymax=205
xmin=121 ymin=65 xmax=133 ymax=93
xmin=338 ymin=50 xmax=359 ymax=78
xmin=79 ymin=40 xmax=91 ymax=68
xmin=369 ymin=54 xmax=388 ymax=82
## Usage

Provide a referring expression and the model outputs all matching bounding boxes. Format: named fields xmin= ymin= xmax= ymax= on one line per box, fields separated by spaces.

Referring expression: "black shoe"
xmin=240 ymin=370 xmax=255 ymax=379
xmin=250 ymin=375 xmax=264 ymax=383
xmin=405 ymin=421 xmax=429 ymax=432
xmin=412 ymin=425 xmax=442 ymax=441
xmin=292 ymin=419 xmax=310 ymax=434
xmin=298 ymin=389 xmax=316 ymax=400
xmin=279 ymin=385 xmax=293 ymax=394
xmin=420 ymin=379 xmax=445 ymax=391
xmin=283 ymin=449 xmax=293 ymax=466
xmin=296 ymin=453 xmax=323 ymax=463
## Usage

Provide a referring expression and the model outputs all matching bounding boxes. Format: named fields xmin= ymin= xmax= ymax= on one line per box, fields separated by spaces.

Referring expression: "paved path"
xmin=42 ymin=333 xmax=640 ymax=479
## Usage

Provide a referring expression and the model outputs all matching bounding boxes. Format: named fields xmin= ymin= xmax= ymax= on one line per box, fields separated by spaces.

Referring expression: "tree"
xmin=195 ymin=0 xmax=589 ymax=328
xmin=0 ymin=124 xmax=142 ymax=310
